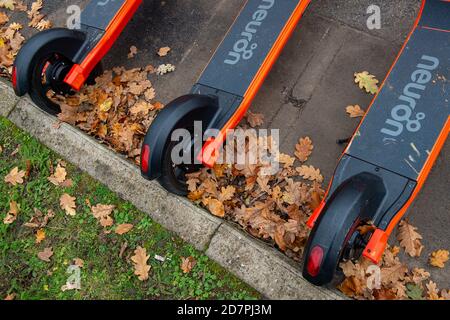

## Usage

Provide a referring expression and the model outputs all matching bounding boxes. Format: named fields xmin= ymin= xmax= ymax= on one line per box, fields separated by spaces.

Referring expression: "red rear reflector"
xmin=141 ymin=145 xmax=150 ymax=173
xmin=306 ymin=246 xmax=324 ymax=277
xmin=12 ymin=66 xmax=17 ymax=90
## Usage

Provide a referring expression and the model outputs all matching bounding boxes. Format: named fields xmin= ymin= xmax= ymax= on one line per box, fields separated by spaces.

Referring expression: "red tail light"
xmin=306 ymin=246 xmax=324 ymax=277
xmin=141 ymin=145 xmax=150 ymax=173
xmin=12 ymin=66 xmax=17 ymax=90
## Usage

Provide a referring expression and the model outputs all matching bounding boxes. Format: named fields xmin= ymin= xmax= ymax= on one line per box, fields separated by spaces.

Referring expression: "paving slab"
xmin=281 ymin=18 xmax=398 ymax=180
xmin=310 ymin=0 xmax=421 ymax=44
xmin=7 ymin=98 xmax=222 ymax=251
xmin=207 ymin=224 xmax=344 ymax=300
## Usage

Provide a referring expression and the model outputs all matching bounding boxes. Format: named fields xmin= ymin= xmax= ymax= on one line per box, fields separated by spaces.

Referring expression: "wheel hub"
xmin=343 ymin=230 xmax=370 ymax=261
xmin=45 ymin=59 xmax=73 ymax=95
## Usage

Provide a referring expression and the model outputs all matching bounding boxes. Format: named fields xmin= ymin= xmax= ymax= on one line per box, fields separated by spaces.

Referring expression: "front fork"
xmin=64 ymin=0 xmax=142 ymax=90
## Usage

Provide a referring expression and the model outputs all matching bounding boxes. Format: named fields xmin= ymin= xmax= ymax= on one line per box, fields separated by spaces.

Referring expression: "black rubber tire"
xmin=157 ymin=125 xmax=203 ymax=196
xmin=29 ymin=53 xmax=65 ymax=115
xmin=303 ymin=216 xmax=363 ymax=286
xmin=28 ymin=52 xmax=103 ymax=115
xmin=158 ymin=140 xmax=190 ymax=196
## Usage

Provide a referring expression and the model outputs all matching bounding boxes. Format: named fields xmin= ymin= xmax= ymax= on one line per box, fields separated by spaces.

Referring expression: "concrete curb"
xmin=0 ymin=78 xmax=19 ymax=117
xmin=207 ymin=224 xmax=343 ymax=300
xmin=1 ymin=83 xmax=344 ymax=300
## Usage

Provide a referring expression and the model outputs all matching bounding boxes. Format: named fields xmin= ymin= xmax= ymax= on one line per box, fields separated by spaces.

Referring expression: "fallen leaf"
xmin=0 ymin=12 xmax=9 ymax=25
xmin=0 ymin=0 xmax=15 ymax=11
xmin=10 ymin=145 xmax=20 ymax=157
xmin=4 ymin=293 xmax=15 ymax=300
xmin=380 ymin=263 xmax=408 ymax=286
xmin=60 ymin=193 xmax=76 ymax=216
xmin=219 ymin=186 xmax=236 ymax=202
xmin=156 ymin=64 xmax=175 ymax=75
xmin=295 ymin=137 xmax=313 ymax=162
xmin=130 ymin=100 xmax=153 ymax=116
xmin=429 ymin=250 xmax=449 ymax=268
xmin=246 ymin=111 xmax=264 ymax=128
xmin=296 ymin=165 xmax=324 ymax=183
xmin=397 ymin=220 xmax=424 ymax=257
xmin=37 ymin=247 xmax=53 ymax=262
xmin=115 ymin=223 xmax=134 ymax=235
xmin=308 ymin=189 xmax=323 ymax=211
xmin=131 ymin=246 xmax=151 ymax=281
xmin=34 ymin=19 xmax=51 ymax=31
xmin=35 ymin=229 xmax=46 ymax=244
xmin=441 ymin=289 xmax=450 ymax=300
xmin=406 ymin=283 xmax=424 ymax=300
xmin=57 ymin=102 xmax=79 ymax=125
xmin=4 ymin=167 xmax=26 ymax=185
xmin=181 ymin=256 xmax=196 ymax=274
xmin=426 ymin=281 xmax=441 ymax=300
xmin=128 ymin=45 xmax=138 ymax=59
xmin=409 ymin=268 xmax=430 ymax=284
xmin=338 ymin=276 xmax=364 ymax=298
xmin=354 ymin=71 xmax=379 ymax=94
xmin=346 ymin=105 xmax=366 ymax=118
xmin=98 ymin=97 xmax=113 ymax=112
xmin=206 ymin=198 xmax=225 ymax=218
xmin=3 ymin=200 xmax=19 ymax=224
xmin=278 ymin=153 xmax=296 ymax=168
xmin=157 ymin=46 xmax=171 ymax=57
xmin=73 ymin=258 xmax=84 ymax=268
xmin=48 ymin=164 xmax=67 ymax=185
xmin=392 ymin=282 xmax=408 ymax=300
xmin=23 ymin=208 xmax=55 ymax=229
xmin=91 ymin=204 xmax=115 ymax=227
xmin=373 ymin=288 xmax=397 ymax=300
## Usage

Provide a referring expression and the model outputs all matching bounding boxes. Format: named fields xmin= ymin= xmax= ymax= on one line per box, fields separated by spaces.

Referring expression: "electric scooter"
xmin=13 ymin=0 xmax=142 ymax=115
xmin=303 ymin=0 xmax=449 ymax=286
xmin=140 ymin=0 xmax=312 ymax=194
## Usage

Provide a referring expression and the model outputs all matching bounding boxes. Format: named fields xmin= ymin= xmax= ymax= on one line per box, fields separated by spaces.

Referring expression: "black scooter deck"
xmin=72 ymin=0 xmax=128 ymax=64
xmin=347 ymin=0 xmax=449 ymax=181
xmin=81 ymin=0 xmax=126 ymax=31
xmin=191 ymin=0 xmax=309 ymax=131
xmin=197 ymin=0 xmax=299 ymax=97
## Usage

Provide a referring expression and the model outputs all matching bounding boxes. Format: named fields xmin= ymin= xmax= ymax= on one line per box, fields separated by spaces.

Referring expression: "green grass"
xmin=0 ymin=117 xmax=260 ymax=300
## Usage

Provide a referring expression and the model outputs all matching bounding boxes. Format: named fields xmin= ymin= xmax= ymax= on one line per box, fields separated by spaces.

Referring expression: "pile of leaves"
xmin=339 ymin=240 xmax=449 ymax=300
xmin=187 ymin=132 xmax=324 ymax=261
xmin=0 ymin=0 xmax=51 ymax=76
xmin=53 ymin=66 xmax=164 ymax=163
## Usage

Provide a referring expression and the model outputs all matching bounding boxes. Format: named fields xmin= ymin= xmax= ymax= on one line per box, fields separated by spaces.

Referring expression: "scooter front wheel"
xmin=28 ymin=52 xmax=103 ymax=115
xmin=302 ymin=174 xmax=378 ymax=286
xmin=158 ymin=127 xmax=203 ymax=196
xmin=29 ymin=52 xmax=74 ymax=115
